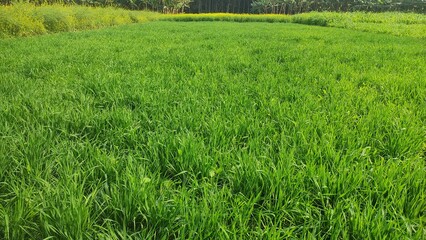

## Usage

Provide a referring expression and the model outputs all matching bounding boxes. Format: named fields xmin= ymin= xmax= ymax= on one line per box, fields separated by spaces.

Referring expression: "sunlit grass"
xmin=0 ymin=21 xmax=425 ymax=239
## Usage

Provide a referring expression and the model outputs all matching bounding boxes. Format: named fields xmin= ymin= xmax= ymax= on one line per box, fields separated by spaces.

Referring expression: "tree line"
xmin=250 ymin=0 xmax=425 ymax=14
xmin=2 ymin=0 xmax=425 ymax=13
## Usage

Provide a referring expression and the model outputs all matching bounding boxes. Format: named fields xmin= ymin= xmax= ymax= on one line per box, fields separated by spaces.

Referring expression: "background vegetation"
xmin=1 ymin=0 xmax=425 ymax=13
xmin=0 ymin=4 xmax=160 ymax=37
xmin=1 ymin=20 xmax=425 ymax=239
xmin=1 ymin=4 xmax=425 ymax=38
xmin=163 ymin=11 xmax=426 ymax=38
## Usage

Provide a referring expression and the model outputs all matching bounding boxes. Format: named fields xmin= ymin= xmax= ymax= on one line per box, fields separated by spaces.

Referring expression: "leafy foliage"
xmin=0 ymin=4 xmax=160 ymax=37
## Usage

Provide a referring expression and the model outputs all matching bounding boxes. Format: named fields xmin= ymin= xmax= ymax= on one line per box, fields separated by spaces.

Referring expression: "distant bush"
xmin=0 ymin=4 xmax=160 ymax=38
xmin=0 ymin=4 xmax=46 ymax=37
xmin=291 ymin=13 xmax=329 ymax=26
xmin=162 ymin=13 xmax=291 ymax=23
xmin=34 ymin=6 xmax=75 ymax=32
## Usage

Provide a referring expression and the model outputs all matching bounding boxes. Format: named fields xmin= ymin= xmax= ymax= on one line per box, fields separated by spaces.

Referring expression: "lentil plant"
xmin=0 ymin=21 xmax=425 ymax=239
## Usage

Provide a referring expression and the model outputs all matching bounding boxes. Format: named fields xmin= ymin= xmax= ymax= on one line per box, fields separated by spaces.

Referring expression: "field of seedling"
xmin=0 ymin=6 xmax=425 ymax=239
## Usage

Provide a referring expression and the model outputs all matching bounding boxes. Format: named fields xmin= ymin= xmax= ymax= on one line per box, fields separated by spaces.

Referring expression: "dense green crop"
xmin=0 ymin=21 xmax=425 ymax=239
xmin=163 ymin=12 xmax=426 ymax=38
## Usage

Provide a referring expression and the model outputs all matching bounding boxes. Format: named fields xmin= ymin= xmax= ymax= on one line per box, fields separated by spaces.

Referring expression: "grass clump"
xmin=33 ymin=6 xmax=76 ymax=32
xmin=291 ymin=12 xmax=329 ymax=26
xmin=0 ymin=4 xmax=46 ymax=37
xmin=0 ymin=3 xmax=160 ymax=37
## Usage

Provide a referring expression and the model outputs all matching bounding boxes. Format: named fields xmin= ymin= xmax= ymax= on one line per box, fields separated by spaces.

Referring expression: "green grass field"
xmin=1 ymin=20 xmax=425 ymax=239
xmin=163 ymin=12 xmax=426 ymax=38
xmin=1 ymin=4 xmax=425 ymax=39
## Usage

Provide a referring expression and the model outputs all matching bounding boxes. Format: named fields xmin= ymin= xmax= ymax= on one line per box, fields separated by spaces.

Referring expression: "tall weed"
xmin=0 ymin=4 xmax=160 ymax=37
xmin=0 ymin=4 xmax=46 ymax=37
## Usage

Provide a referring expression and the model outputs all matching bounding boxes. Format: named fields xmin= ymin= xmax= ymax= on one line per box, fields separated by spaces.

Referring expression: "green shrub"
xmin=0 ymin=4 xmax=161 ymax=38
xmin=73 ymin=7 xmax=98 ymax=29
xmin=34 ymin=6 xmax=76 ymax=32
xmin=0 ymin=4 xmax=46 ymax=37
